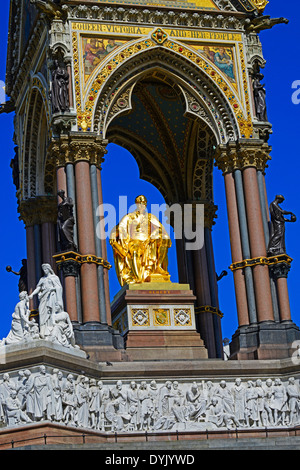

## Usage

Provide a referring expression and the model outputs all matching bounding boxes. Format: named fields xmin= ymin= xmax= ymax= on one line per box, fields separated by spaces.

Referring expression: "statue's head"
xmin=42 ymin=263 xmax=54 ymax=275
xmin=135 ymin=195 xmax=147 ymax=206
xmin=135 ymin=195 xmax=147 ymax=213
xmin=276 ymin=194 xmax=285 ymax=202
xmin=19 ymin=291 xmax=28 ymax=300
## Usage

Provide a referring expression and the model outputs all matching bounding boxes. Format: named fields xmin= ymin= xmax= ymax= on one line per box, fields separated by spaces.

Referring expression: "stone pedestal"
xmin=111 ymin=282 xmax=208 ymax=361
xmin=230 ymin=320 xmax=300 ymax=360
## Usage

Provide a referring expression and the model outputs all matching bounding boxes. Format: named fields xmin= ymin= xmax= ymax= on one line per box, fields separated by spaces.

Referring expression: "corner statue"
xmin=267 ymin=195 xmax=296 ymax=256
xmin=110 ymin=195 xmax=172 ymax=286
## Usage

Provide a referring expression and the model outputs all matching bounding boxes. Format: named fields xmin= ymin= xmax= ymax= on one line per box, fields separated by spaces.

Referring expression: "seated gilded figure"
xmin=110 ymin=195 xmax=172 ymax=286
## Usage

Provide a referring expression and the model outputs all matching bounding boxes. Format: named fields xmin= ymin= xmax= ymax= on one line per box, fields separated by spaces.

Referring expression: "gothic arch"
xmin=91 ymin=55 xmax=222 ymax=203
xmin=87 ymin=41 xmax=241 ymax=144
xmin=22 ymin=76 xmax=54 ymax=198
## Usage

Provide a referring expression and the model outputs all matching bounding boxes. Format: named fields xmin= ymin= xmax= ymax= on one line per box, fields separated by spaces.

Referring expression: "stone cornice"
xmin=63 ymin=2 xmax=246 ymax=30
xmin=214 ymin=139 xmax=272 ymax=174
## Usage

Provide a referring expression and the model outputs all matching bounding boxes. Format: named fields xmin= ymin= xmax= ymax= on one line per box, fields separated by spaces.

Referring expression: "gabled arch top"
xmin=73 ymin=32 xmax=252 ymax=142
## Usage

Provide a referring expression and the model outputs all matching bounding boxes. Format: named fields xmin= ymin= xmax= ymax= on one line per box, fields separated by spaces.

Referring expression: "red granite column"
xmin=193 ymin=247 xmax=216 ymax=357
xmin=224 ymin=172 xmax=250 ymax=327
xmin=277 ymin=278 xmax=292 ymax=322
xmin=243 ymin=167 xmax=274 ymax=322
xmin=75 ymin=160 xmax=100 ymax=323
xmin=64 ymin=275 xmax=79 ymax=322
xmin=97 ymin=167 xmax=112 ymax=325
xmin=57 ymin=166 xmax=67 ymax=194
xmin=26 ymin=225 xmax=36 ymax=311
xmin=41 ymin=222 xmax=56 ymax=269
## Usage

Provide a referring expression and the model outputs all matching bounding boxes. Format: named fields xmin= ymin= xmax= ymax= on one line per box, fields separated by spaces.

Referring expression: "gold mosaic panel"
xmin=131 ymin=308 xmax=150 ymax=327
xmin=174 ymin=308 xmax=192 ymax=327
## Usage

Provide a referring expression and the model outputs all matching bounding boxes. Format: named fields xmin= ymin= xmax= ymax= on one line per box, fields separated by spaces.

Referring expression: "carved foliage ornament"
xmin=48 ymin=135 xmax=108 ymax=168
xmin=214 ymin=141 xmax=272 ymax=174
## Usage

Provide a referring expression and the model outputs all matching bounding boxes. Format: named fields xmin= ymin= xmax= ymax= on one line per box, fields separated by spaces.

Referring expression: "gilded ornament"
xmin=251 ymin=0 xmax=269 ymax=13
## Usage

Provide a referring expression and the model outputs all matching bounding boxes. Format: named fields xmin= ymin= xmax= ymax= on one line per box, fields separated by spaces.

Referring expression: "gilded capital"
xmin=214 ymin=141 xmax=272 ymax=174
xmin=48 ymin=134 xmax=108 ymax=168
xmin=18 ymin=196 xmax=58 ymax=227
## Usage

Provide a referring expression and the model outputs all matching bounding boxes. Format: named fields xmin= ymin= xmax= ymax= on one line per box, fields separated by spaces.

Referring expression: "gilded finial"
xmin=251 ymin=0 xmax=269 ymax=13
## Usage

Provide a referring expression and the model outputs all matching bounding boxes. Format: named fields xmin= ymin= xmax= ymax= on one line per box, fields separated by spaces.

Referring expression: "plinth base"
xmin=111 ymin=282 xmax=208 ymax=361
xmin=230 ymin=320 xmax=300 ymax=360
xmin=73 ymin=322 xmax=128 ymax=362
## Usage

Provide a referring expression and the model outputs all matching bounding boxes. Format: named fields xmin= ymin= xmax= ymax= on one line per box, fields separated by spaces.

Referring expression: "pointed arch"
xmin=22 ymin=77 xmax=53 ymax=198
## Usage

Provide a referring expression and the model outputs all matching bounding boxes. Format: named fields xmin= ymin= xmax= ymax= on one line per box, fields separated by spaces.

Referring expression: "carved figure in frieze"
xmin=263 ymin=378 xmax=275 ymax=426
xmin=97 ymin=381 xmax=109 ymax=431
xmin=76 ymin=375 xmax=89 ymax=428
xmin=89 ymin=379 xmax=101 ymax=430
xmin=232 ymin=378 xmax=246 ymax=427
xmin=51 ymin=369 xmax=64 ymax=423
xmin=127 ymin=381 xmax=139 ymax=431
xmin=256 ymin=379 xmax=266 ymax=427
xmin=158 ymin=381 xmax=174 ymax=417
xmin=138 ymin=381 xmax=155 ymax=430
xmin=271 ymin=378 xmax=288 ymax=426
xmin=23 ymin=370 xmax=35 ymax=421
xmin=32 ymin=365 xmax=53 ymax=421
xmin=286 ymin=377 xmax=300 ymax=425
xmin=62 ymin=374 xmax=77 ymax=426
xmin=207 ymin=396 xmax=239 ymax=429
xmin=216 ymin=380 xmax=235 ymax=415
xmin=5 ymin=389 xmax=32 ymax=426
xmin=245 ymin=381 xmax=259 ymax=428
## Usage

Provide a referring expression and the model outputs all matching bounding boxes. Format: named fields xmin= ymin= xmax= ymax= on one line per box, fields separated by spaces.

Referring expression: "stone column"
xmin=96 ymin=167 xmax=112 ymax=325
xmin=242 ymin=166 xmax=274 ymax=322
xmin=214 ymin=140 xmax=294 ymax=359
xmin=26 ymin=226 xmax=37 ymax=310
xmin=223 ymin=172 xmax=250 ymax=327
xmin=75 ymin=159 xmax=100 ymax=324
xmin=187 ymin=201 xmax=222 ymax=358
xmin=19 ymin=197 xmax=58 ymax=308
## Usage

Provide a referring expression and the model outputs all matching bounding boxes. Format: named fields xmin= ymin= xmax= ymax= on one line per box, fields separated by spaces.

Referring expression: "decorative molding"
xmin=195 ymin=305 xmax=224 ymax=318
xmin=53 ymin=251 xmax=112 ymax=272
xmin=48 ymin=134 xmax=108 ymax=168
xmin=229 ymin=254 xmax=293 ymax=276
xmin=74 ymin=32 xmax=249 ymax=140
xmin=18 ymin=196 xmax=57 ymax=227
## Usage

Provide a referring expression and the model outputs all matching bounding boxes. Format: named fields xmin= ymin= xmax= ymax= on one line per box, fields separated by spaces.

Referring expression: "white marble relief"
xmin=0 ymin=367 xmax=299 ymax=432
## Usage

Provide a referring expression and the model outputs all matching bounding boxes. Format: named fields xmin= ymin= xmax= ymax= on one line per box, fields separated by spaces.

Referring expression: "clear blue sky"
xmin=0 ymin=0 xmax=299 ymax=343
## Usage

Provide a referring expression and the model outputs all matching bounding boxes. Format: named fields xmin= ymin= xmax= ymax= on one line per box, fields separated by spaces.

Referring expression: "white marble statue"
xmin=28 ymin=264 xmax=64 ymax=339
xmin=1 ymin=264 xmax=79 ymax=351
xmin=0 ymin=292 xmax=33 ymax=346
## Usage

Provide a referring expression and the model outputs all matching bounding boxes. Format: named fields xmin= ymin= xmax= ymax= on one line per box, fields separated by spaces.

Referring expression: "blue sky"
xmin=0 ymin=0 xmax=299 ymax=343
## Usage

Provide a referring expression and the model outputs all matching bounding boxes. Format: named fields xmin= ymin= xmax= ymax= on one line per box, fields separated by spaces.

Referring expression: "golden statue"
xmin=110 ymin=195 xmax=172 ymax=286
